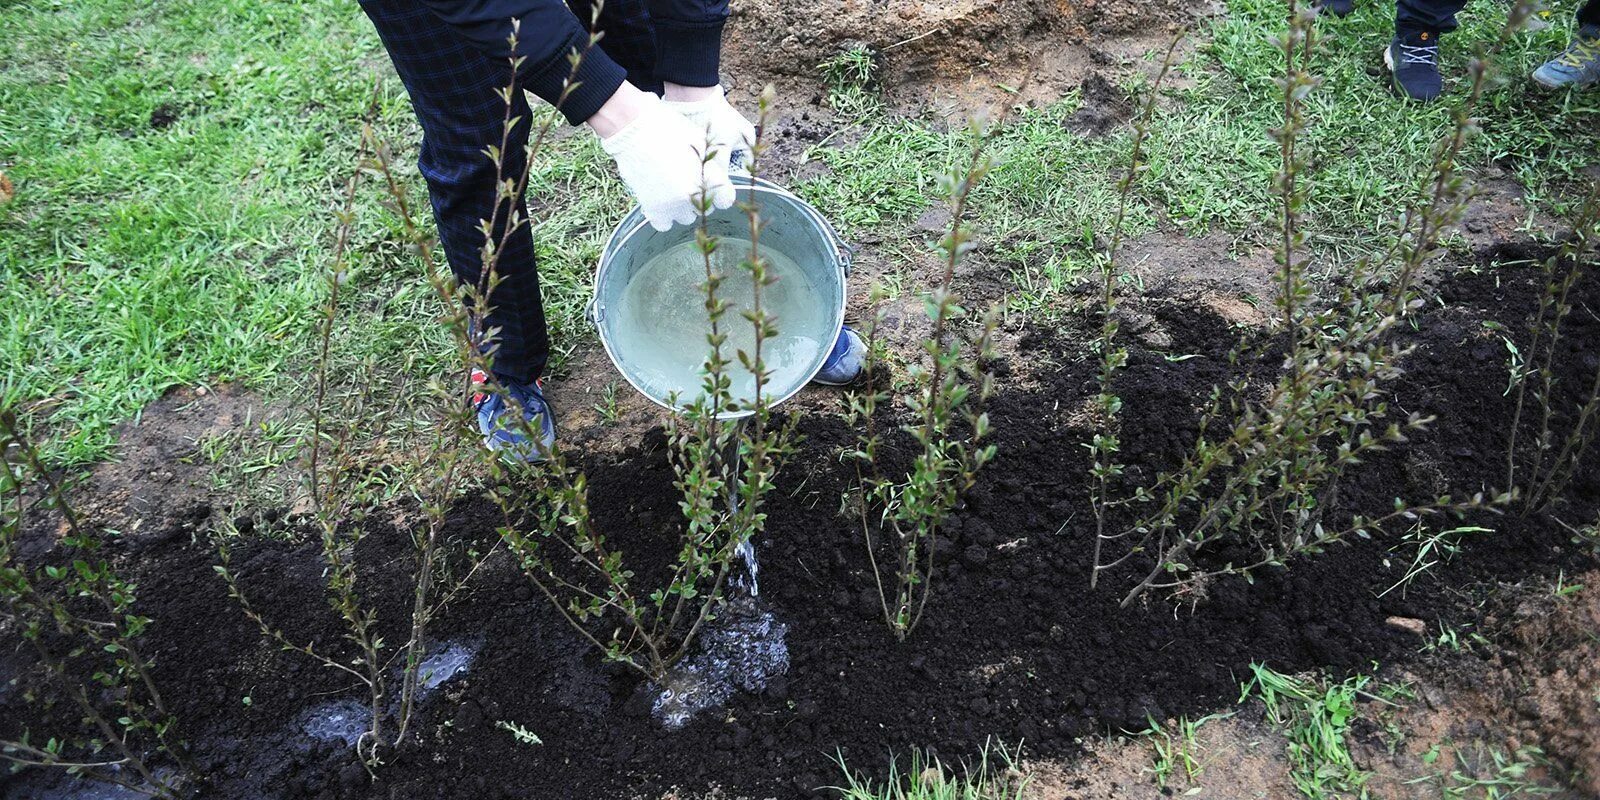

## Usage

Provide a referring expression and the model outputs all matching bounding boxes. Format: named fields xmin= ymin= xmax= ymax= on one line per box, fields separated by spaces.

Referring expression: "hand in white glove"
xmin=665 ymin=85 xmax=757 ymax=172
xmin=598 ymin=92 xmax=735 ymax=232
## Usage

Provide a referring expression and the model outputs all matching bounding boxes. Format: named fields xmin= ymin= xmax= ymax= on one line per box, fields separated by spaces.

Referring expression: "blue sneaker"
xmin=1533 ymin=26 xmax=1600 ymax=90
xmin=1384 ymin=31 xmax=1444 ymax=102
xmin=811 ymin=325 xmax=867 ymax=386
xmin=471 ymin=369 xmax=556 ymax=461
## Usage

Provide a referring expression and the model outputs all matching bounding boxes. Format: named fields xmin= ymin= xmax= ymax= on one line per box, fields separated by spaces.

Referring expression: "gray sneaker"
xmin=1533 ymin=25 xmax=1600 ymax=90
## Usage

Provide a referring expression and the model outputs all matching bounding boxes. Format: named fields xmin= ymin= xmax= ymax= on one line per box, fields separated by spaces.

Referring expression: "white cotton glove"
xmin=601 ymin=98 xmax=736 ymax=232
xmin=665 ymin=86 xmax=758 ymax=173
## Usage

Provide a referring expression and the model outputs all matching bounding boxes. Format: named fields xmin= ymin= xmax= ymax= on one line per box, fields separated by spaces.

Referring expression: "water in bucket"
xmin=613 ymin=236 xmax=831 ymax=407
xmin=593 ymin=174 xmax=849 ymax=416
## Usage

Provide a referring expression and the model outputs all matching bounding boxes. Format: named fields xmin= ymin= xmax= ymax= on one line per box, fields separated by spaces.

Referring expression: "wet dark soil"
xmin=4 ymin=252 xmax=1599 ymax=800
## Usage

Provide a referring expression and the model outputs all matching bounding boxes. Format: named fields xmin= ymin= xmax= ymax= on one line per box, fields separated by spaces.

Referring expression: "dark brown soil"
xmin=5 ymin=243 xmax=1599 ymax=799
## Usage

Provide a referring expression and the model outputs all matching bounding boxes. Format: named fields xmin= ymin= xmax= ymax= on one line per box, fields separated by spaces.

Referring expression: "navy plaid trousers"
xmin=1397 ymin=0 xmax=1599 ymax=54
xmin=361 ymin=0 xmax=660 ymax=383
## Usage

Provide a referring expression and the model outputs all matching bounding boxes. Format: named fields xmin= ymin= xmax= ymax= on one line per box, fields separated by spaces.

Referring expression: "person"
xmin=1324 ymin=0 xmax=1600 ymax=100
xmin=359 ymin=0 xmax=866 ymax=459
xmin=1532 ymin=0 xmax=1600 ymax=89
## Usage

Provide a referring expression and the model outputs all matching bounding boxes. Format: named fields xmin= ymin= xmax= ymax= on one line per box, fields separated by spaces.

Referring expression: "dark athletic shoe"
xmin=1384 ymin=31 xmax=1444 ymax=102
xmin=811 ymin=325 xmax=867 ymax=386
xmin=1532 ymin=25 xmax=1600 ymax=90
xmin=472 ymin=369 xmax=556 ymax=462
xmin=1319 ymin=0 xmax=1355 ymax=17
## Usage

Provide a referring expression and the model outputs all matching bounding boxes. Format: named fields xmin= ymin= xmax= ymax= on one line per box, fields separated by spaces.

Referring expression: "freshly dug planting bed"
xmin=6 ymin=246 xmax=1597 ymax=800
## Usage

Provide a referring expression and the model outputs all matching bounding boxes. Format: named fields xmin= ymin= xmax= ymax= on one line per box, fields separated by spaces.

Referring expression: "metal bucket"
xmin=589 ymin=174 xmax=851 ymax=417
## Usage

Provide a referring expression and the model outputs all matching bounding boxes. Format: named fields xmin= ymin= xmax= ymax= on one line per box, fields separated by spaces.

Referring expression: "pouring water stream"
xmin=649 ymin=417 xmax=785 ymax=729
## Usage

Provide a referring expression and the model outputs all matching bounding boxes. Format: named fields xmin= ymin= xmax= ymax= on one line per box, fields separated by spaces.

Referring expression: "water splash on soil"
xmin=290 ymin=638 xmax=480 ymax=751
xmin=1 ymin=770 xmax=167 ymax=800
xmin=651 ymin=595 xmax=789 ymax=730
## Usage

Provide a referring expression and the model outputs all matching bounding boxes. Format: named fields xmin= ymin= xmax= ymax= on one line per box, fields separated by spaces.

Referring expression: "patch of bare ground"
xmin=1450 ymin=572 xmax=1600 ymax=795
xmin=723 ymin=0 xmax=1212 ymax=116
xmin=24 ymin=386 xmax=270 ymax=549
xmin=1021 ymin=709 xmax=1300 ymax=799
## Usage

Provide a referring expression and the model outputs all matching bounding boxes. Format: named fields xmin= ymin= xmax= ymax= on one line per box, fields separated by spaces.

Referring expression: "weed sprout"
xmin=819 ymin=44 xmax=880 ymax=116
xmin=1240 ymin=664 xmax=1371 ymax=797
xmin=830 ymin=739 xmax=1028 ymax=800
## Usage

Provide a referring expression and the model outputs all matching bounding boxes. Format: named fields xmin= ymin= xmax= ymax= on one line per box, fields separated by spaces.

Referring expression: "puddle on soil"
xmin=416 ymin=637 xmax=481 ymax=697
xmin=651 ymin=595 xmax=789 ymax=730
xmin=0 ymin=769 xmax=169 ymax=800
xmin=298 ymin=698 xmax=373 ymax=746
xmin=293 ymin=637 xmax=480 ymax=749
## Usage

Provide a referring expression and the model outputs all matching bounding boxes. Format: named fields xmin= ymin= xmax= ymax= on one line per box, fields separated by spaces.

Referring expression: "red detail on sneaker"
xmin=470 ymin=369 xmax=489 ymax=407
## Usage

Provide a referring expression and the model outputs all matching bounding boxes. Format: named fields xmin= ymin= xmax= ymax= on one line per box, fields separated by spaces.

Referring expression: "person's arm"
xmin=415 ymin=0 xmax=628 ymax=124
xmin=647 ymin=0 xmax=731 ymax=89
xmin=417 ymin=0 xmax=738 ymax=231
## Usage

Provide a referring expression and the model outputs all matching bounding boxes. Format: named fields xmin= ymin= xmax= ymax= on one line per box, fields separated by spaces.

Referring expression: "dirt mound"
xmin=5 ymin=253 xmax=1599 ymax=799
xmin=18 ymin=386 xmax=264 ymax=552
xmin=1476 ymin=576 xmax=1600 ymax=793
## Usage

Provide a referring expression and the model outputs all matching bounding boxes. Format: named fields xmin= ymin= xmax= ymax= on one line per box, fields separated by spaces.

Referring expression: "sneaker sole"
xmin=1531 ymin=72 xmax=1565 ymax=90
xmin=810 ymin=375 xmax=861 ymax=387
xmin=1529 ymin=70 xmax=1595 ymax=91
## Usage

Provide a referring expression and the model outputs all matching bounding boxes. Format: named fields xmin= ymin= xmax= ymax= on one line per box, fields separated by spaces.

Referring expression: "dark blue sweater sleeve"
xmin=415 ymin=0 xmax=628 ymax=124
xmin=646 ymin=0 xmax=729 ymax=87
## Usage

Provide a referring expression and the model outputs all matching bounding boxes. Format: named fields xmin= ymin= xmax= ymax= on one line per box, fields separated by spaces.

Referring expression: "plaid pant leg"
xmin=361 ymin=0 xmax=550 ymax=383
xmin=1395 ymin=0 xmax=1468 ymax=36
xmin=567 ymin=0 xmax=661 ymax=93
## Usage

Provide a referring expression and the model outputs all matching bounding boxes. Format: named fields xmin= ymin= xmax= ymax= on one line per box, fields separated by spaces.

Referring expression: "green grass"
xmin=4 ymin=0 xmax=1599 ymax=466
xmin=2 ymin=0 xmax=377 ymax=463
xmin=1136 ymin=711 xmax=1234 ymax=790
xmin=0 ymin=0 xmax=619 ymax=465
xmin=830 ymin=742 xmax=1029 ymax=800
xmin=1240 ymin=663 xmax=1374 ymax=798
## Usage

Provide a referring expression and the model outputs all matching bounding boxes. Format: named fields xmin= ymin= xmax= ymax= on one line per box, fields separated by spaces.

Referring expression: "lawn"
xmin=2 ymin=0 xmax=1597 ymax=458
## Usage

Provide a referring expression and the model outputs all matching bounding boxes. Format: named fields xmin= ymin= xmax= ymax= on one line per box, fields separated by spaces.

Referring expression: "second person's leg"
xmin=1385 ymin=0 xmax=1467 ymax=100
xmin=1533 ymin=0 xmax=1600 ymax=89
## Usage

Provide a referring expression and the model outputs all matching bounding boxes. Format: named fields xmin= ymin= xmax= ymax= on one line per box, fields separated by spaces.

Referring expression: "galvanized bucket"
xmin=589 ymin=174 xmax=851 ymax=417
